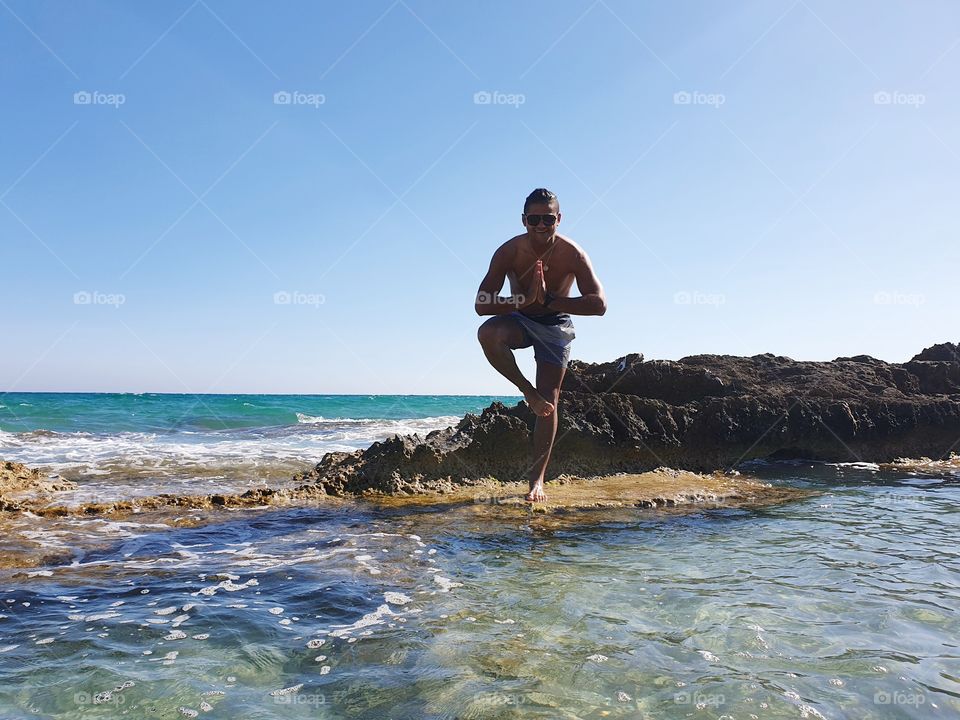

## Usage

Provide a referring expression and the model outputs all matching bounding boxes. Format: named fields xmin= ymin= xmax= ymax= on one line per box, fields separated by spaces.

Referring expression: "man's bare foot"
xmin=525 ymin=479 xmax=547 ymax=502
xmin=522 ymin=387 xmax=555 ymax=417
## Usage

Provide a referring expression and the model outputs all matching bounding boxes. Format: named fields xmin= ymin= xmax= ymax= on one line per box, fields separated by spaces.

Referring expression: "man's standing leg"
xmin=526 ymin=359 xmax=566 ymax=502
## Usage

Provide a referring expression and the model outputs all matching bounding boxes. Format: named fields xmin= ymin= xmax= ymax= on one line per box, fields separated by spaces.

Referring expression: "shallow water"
xmin=1 ymin=462 xmax=958 ymax=719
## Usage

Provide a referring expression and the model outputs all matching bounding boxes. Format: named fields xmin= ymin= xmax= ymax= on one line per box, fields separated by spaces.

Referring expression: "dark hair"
xmin=523 ymin=188 xmax=559 ymax=213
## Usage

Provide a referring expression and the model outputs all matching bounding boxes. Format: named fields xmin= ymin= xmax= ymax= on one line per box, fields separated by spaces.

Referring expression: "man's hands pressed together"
xmin=519 ymin=260 xmax=547 ymax=312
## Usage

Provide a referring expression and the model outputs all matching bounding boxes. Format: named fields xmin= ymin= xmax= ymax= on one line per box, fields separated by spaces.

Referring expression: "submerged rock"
xmin=296 ymin=342 xmax=960 ymax=495
xmin=879 ymin=453 xmax=960 ymax=476
xmin=370 ymin=468 xmax=810 ymax=515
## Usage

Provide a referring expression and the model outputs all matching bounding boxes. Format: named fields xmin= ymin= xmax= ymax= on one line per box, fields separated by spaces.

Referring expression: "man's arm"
xmin=475 ymin=244 xmax=530 ymax=315
xmin=548 ymin=248 xmax=607 ymax=316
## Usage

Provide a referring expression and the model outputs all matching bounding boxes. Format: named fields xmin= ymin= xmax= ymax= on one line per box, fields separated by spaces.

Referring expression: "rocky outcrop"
xmin=0 ymin=461 xmax=76 ymax=509
xmin=912 ymin=343 xmax=960 ymax=363
xmin=296 ymin=342 xmax=960 ymax=495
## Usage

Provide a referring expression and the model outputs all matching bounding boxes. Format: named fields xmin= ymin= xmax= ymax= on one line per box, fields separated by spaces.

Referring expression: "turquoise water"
xmin=1 ymin=396 xmax=959 ymax=718
xmin=0 ymin=393 xmax=519 ymax=494
xmin=0 ymin=393 xmax=519 ymax=434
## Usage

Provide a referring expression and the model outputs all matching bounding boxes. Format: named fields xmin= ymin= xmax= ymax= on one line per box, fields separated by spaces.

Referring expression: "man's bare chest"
xmin=511 ymin=246 xmax=575 ymax=278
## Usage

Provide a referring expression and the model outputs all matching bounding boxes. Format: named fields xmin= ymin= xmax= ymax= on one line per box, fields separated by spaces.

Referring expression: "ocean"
xmin=1 ymin=393 xmax=958 ymax=718
xmin=0 ymin=393 xmax=517 ymax=501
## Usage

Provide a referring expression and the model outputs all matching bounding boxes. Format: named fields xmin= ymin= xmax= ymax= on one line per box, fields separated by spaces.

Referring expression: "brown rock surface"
xmin=370 ymin=468 xmax=810 ymax=514
xmin=0 ymin=460 xmax=76 ymax=509
xmin=295 ymin=342 xmax=960 ymax=496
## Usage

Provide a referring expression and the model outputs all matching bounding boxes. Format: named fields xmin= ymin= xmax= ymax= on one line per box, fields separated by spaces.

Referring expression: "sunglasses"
xmin=524 ymin=214 xmax=558 ymax=227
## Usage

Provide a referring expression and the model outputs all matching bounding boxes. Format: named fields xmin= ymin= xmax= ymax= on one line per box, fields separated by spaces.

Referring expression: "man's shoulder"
xmin=555 ymin=234 xmax=585 ymax=256
xmin=497 ymin=235 xmax=525 ymax=255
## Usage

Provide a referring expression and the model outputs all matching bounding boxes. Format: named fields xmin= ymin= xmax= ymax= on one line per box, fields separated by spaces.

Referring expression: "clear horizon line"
xmin=0 ymin=390 xmax=524 ymax=397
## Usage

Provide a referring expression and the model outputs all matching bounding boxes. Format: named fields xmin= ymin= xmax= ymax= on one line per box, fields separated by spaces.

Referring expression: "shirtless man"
xmin=475 ymin=188 xmax=607 ymax=502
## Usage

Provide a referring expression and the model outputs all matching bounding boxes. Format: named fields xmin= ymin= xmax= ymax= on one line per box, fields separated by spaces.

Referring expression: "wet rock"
xmin=297 ymin=342 xmax=960 ymax=495
xmin=0 ymin=460 xmax=76 ymax=498
xmin=370 ymin=469 xmax=812 ymax=514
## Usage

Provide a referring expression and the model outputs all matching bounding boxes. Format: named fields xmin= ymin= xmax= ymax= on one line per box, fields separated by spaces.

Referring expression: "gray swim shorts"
xmin=508 ymin=311 xmax=576 ymax=368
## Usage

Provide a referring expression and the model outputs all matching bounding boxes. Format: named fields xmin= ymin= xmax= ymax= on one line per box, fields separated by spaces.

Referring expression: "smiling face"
xmin=522 ymin=200 xmax=561 ymax=244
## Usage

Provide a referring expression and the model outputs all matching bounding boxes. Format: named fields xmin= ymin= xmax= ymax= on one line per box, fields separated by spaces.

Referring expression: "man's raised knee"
xmin=477 ymin=320 xmax=502 ymax=348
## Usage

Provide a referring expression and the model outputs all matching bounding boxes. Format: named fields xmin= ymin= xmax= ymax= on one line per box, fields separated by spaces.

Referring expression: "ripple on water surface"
xmin=0 ymin=465 xmax=959 ymax=718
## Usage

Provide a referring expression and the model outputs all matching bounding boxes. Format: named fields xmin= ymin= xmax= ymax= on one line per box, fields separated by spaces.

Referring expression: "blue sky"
xmin=2 ymin=0 xmax=957 ymax=394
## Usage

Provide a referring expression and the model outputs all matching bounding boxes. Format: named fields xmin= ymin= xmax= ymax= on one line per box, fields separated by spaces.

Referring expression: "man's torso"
xmin=504 ymin=234 xmax=578 ymax=317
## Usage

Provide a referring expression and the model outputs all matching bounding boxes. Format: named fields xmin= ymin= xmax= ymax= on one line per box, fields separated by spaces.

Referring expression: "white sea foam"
xmin=328 ymin=604 xmax=395 ymax=637
xmin=829 ymin=461 xmax=880 ymax=471
xmin=270 ymin=684 xmax=303 ymax=697
xmin=384 ymin=592 xmax=412 ymax=605
xmin=0 ymin=414 xmax=460 ymax=486
xmin=433 ymin=575 xmax=462 ymax=592
xmin=196 ymin=578 xmax=259 ymax=597
xmin=295 ymin=413 xmax=458 ymax=427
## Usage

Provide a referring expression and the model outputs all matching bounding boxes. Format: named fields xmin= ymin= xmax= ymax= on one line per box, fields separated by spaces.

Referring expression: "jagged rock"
xmin=912 ymin=342 xmax=960 ymax=363
xmin=0 ymin=460 xmax=75 ymax=497
xmin=296 ymin=342 xmax=960 ymax=496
